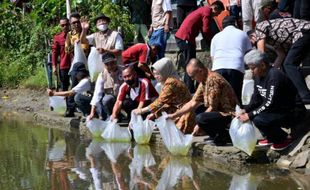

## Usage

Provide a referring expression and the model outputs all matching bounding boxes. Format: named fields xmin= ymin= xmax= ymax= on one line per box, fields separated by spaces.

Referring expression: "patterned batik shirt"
xmin=256 ymin=18 xmax=310 ymax=51
xmin=192 ymin=70 xmax=237 ymax=114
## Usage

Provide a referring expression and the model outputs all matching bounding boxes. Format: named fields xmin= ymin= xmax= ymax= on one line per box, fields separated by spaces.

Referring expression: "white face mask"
xmin=97 ymin=24 xmax=108 ymax=32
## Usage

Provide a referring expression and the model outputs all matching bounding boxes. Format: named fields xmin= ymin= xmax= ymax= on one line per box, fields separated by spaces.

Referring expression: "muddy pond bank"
xmin=1 ymin=88 xmax=310 ymax=174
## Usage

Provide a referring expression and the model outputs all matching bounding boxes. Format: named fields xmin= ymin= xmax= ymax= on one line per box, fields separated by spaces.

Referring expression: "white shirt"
xmin=210 ymin=26 xmax=252 ymax=73
xmin=86 ymin=33 xmax=124 ymax=50
xmin=90 ymin=68 xmax=123 ymax=107
xmin=72 ymin=78 xmax=91 ymax=94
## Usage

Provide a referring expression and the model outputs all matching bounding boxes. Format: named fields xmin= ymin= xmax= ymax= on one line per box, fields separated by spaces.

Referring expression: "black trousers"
xmin=196 ymin=112 xmax=232 ymax=141
xmin=294 ymin=0 xmax=310 ymax=20
xmin=59 ymin=68 xmax=70 ymax=91
xmin=176 ymin=37 xmax=197 ymax=94
xmin=252 ymin=112 xmax=291 ymax=143
xmin=215 ymin=69 xmax=244 ymax=105
xmin=283 ymin=31 xmax=310 ymax=100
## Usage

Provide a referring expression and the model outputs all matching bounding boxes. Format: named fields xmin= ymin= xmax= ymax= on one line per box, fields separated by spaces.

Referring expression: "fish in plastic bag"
xmin=229 ymin=106 xmax=257 ymax=155
xmin=88 ymin=47 xmax=104 ymax=82
xmin=129 ymin=111 xmax=154 ymax=144
xmin=155 ymin=112 xmax=193 ymax=156
xmin=49 ymin=96 xmax=66 ymax=115
xmin=101 ymin=120 xmax=131 ymax=142
xmin=86 ymin=118 xmax=108 ymax=138
xmin=156 ymin=156 xmax=193 ymax=190
xmin=100 ymin=142 xmax=130 ymax=163
xmin=69 ymin=42 xmax=88 ymax=74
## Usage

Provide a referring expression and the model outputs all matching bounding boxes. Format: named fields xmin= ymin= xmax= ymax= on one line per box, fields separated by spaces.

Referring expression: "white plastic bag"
xmin=229 ymin=106 xmax=257 ymax=155
xmin=88 ymin=47 xmax=104 ymax=82
xmin=100 ymin=142 xmax=130 ymax=163
xmin=242 ymin=79 xmax=254 ymax=105
xmin=101 ymin=120 xmax=131 ymax=142
xmin=129 ymin=145 xmax=156 ymax=189
xmin=86 ymin=118 xmax=108 ymax=138
xmin=85 ymin=139 xmax=104 ymax=158
xmin=69 ymin=42 xmax=88 ymax=74
xmin=130 ymin=112 xmax=154 ymax=144
xmin=155 ymin=112 xmax=193 ymax=156
xmin=156 ymin=156 xmax=193 ymax=190
xmin=49 ymin=96 xmax=66 ymax=115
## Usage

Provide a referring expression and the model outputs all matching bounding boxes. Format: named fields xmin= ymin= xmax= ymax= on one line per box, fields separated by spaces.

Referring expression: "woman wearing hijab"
xmin=133 ymin=57 xmax=196 ymax=134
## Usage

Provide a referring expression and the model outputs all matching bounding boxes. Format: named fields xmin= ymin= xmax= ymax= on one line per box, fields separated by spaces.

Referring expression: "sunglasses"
xmin=60 ymin=23 xmax=69 ymax=27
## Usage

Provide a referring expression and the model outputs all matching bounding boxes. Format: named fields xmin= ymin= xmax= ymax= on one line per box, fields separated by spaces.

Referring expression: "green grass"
xmin=21 ymin=67 xmax=47 ymax=89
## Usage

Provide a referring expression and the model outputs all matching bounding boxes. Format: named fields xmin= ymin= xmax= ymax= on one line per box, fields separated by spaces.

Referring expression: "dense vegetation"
xmin=0 ymin=0 xmax=133 ymax=88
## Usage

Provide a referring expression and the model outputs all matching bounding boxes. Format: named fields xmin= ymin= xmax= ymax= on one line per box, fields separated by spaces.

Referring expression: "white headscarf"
xmin=152 ymin=57 xmax=179 ymax=80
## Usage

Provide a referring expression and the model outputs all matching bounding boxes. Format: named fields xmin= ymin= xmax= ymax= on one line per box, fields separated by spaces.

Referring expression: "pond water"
xmin=0 ymin=118 xmax=309 ymax=190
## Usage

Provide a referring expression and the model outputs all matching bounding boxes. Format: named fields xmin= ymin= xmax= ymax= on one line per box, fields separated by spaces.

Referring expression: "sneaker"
xmin=271 ymin=138 xmax=292 ymax=151
xmin=258 ymin=139 xmax=273 ymax=146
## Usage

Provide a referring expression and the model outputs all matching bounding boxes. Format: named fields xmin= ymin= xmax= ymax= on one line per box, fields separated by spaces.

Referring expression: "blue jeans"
xmin=149 ymin=28 xmax=170 ymax=59
xmin=74 ymin=93 xmax=91 ymax=117
xmin=99 ymin=94 xmax=116 ymax=120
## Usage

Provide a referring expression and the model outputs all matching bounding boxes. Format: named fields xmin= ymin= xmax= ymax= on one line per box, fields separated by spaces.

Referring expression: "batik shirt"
xmin=256 ymin=18 xmax=310 ymax=51
xmin=192 ymin=70 xmax=237 ymax=114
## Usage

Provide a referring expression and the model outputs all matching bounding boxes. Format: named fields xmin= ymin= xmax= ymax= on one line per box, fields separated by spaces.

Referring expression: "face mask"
xmin=125 ymin=79 xmax=135 ymax=86
xmin=97 ymin=24 xmax=108 ymax=32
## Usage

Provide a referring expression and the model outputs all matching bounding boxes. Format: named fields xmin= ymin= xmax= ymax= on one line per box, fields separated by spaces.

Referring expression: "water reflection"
xmin=0 ymin=118 xmax=309 ymax=190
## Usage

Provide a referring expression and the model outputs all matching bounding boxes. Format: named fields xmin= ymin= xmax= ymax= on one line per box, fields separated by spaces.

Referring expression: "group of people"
xmin=48 ymin=0 xmax=310 ymax=151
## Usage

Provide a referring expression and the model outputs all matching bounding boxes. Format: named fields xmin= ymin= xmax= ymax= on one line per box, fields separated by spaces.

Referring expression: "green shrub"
xmin=22 ymin=67 xmax=47 ymax=89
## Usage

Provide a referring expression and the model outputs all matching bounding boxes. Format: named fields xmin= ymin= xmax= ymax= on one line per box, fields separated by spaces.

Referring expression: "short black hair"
xmin=222 ymin=16 xmax=236 ymax=28
xmin=60 ymin=17 xmax=69 ymax=22
xmin=70 ymin=12 xmax=81 ymax=20
xmin=247 ymin=29 xmax=255 ymax=37
xmin=211 ymin=1 xmax=225 ymax=11
xmin=76 ymin=70 xmax=89 ymax=81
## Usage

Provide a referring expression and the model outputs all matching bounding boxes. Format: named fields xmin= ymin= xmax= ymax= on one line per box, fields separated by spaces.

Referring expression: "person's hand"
xmin=81 ymin=20 xmax=90 ymax=30
xmin=164 ymin=24 xmax=169 ymax=33
xmin=110 ymin=114 xmax=117 ymax=121
xmin=47 ymin=89 xmax=54 ymax=96
xmin=166 ymin=113 xmax=177 ymax=120
xmin=191 ymin=125 xmax=199 ymax=136
xmin=238 ymin=113 xmax=249 ymax=122
xmin=52 ymin=65 xmax=57 ymax=76
xmin=87 ymin=113 xmax=95 ymax=121
xmin=146 ymin=113 xmax=155 ymax=120
xmin=97 ymin=48 xmax=106 ymax=54
xmin=132 ymin=108 xmax=139 ymax=115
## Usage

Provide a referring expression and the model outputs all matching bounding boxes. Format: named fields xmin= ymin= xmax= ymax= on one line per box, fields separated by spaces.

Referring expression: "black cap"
xmin=102 ymin=53 xmax=116 ymax=64
xmin=94 ymin=13 xmax=111 ymax=24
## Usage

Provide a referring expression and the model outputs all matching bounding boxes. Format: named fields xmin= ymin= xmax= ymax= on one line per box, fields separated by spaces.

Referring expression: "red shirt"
xmin=175 ymin=6 xmax=212 ymax=45
xmin=117 ymin=78 xmax=158 ymax=102
xmin=122 ymin=43 xmax=149 ymax=65
xmin=52 ymin=32 xmax=71 ymax=70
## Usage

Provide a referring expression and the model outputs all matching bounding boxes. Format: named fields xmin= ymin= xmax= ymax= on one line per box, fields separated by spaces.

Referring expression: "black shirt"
xmin=245 ymin=67 xmax=297 ymax=119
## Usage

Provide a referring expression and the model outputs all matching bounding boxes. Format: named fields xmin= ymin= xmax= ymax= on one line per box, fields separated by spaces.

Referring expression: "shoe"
xmin=270 ymin=138 xmax=292 ymax=151
xmin=64 ymin=110 xmax=75 ymax=117
xmin=301 ymin=98 xmax=310 ymax=104
xmin=258 ymin=139 xmax=273 ymax=146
